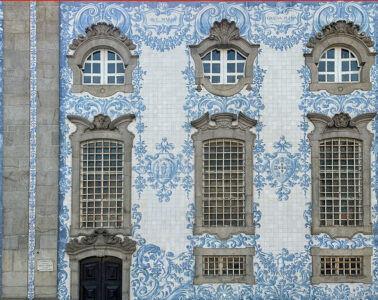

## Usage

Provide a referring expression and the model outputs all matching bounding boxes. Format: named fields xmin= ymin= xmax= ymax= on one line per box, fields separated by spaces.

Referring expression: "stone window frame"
xmin=68 ymin=113 xmax=135 ymax=237
xmin=307 ymin=112 xmax=376 ymax=238
xmin=191 ymin=112 xmax=257 ymax=240
xmin=311 ymin=247 xmax=372 ymax=284
xmin=193 ymin=247 xmax=255 ymax=285
xmin=305 ymin=20 xmax=376 ymax=95
xmin=67 ymin=22 xmax=139 ymax=97
xmin=189 ymin=19 xmax=259 ymax=97
xmin=66 ymin=229 xmax=137 ymax=300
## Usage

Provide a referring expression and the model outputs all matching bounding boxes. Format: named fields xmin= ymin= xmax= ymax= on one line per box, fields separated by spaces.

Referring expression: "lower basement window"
xmin=311 ymin=247 xmax=372 ymax=284
xmin=194 ymin=247 xmax=255 ymax=285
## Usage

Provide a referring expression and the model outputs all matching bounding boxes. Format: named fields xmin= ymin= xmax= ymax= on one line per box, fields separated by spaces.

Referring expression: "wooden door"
xmin=80 ymin=256 xmax=122 ymax=300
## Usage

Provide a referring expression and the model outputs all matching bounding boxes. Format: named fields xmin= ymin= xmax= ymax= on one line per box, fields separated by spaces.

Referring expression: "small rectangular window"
xmin=203 ymin=255 xmax=245 ymax=276
xmin=320 ymin=256 xmax=361 ymax=276
xmin=311 ymin=248 xmax=372 ymax=284
xmin=194 ymin=248 xmax=255 ymax=285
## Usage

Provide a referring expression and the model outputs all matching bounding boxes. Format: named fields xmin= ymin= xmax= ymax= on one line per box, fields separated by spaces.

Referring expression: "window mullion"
xmin=220 ymin=50 xmax=225 ymax=84
xmin=335 ymin=48 xmax=341 ymax=82
xmin=102 ymin=50 xmax=107 ymax=84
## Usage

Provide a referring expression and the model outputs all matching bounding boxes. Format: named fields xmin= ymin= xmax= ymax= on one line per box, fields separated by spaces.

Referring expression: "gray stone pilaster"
xmin=34 ymin=1 xmax=59 ymax=298
xmin=2 ymin=2 xmax=30 ymax=298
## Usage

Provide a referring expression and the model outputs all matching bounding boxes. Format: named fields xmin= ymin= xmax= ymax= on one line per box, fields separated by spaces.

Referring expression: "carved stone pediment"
xmin=307 ymin=20 xmax=374 ymax=49
xmin=68 ymin=114 xmax=135 ymax=134
xmin=66 ymin=229 xmax=136 ymax=255
xmin=209 ymin=19 xmax=240 ymax=44
xmin=69 ymin=22 xmax=136 ymax=51
xmin=329 ymin=112 xmax=352 ymax=128
xmin=93 ymin=114 xmax=111 ymax=129
xmin=191 ymin=112 xmax=257 ymax=131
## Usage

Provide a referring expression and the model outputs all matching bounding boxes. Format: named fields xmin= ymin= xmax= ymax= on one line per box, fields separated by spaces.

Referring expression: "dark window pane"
xmin=108 ymin=76 xmax=115 ymax=84
xmin=318 ymin=61 xmax=325 ymax=72
xmin=117 ymin=76 xmax=124 ymax=83
xmin=351 ymin=61 xmax=359 ymax=71
xmin=93 ymin=76 xmax=101 ymax=83
xmin=202 ymin=52 xmax=210 ymax=61
xmin=327 ymin=74 xmax=335 ymax=82
xmin=342 ymin=61 xmax=349 ymax=71
xmin=327 ymin=49 xmax=334 ymax=59
xmin=212 ymin=63 xmax=220 ymax=73
xmin=342 ymin=49 xmax=349 ymax=58
xmin=237 ymin=53 xmax=245 ymax=60
xmin=204 ymin=63 xmax=210 ymax=73
xmin=93 ymin=51 xmax=100 ymax=60
xmin=93 ymin=63 xmax=100 ymax=74
xmin=117 ymin=63 xmax=124 ymax=73
xmin=84 ymin=76 xmax=91 ymax=83
xmin=327 ymin=61 xmax=334 ymax=72
xmin=237 ymin=63 xmax=244 ymax=73
xmin=212 ymin=76 xmax=220 ymax=83
xmin=227 ymin=63 xmax=235 ymax=72
xmin=227 ymin=76 xmax=235 ymax=83
xmin=227 ymin=50 xmax=235 ymax=60
xmin=342 ymin=74 xmax=349 ymax=82
xmin=108 ymin=51 xmax=115 ymax=60
xmin=319 ymin=74 xmax=326 ymax=82
xmin=212 ymin=50 xmax=220 ymax=60
xmin=351 ymin=74 xmax=359 ymax=82
xmin=108 ymin=63 xmax=115 ymax=73
xmin=83 ymin=63 xmax=91 ymax=73
xmin=321 ymin=53 xmax=326 ymax=59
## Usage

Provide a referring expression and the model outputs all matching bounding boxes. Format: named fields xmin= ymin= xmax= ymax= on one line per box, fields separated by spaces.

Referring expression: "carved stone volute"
xmin=69 ymin=22 xmax=136 ymax=51
xmin=306 ymin=20 xmax=374 ymax=49
xmin=66 ymin=229 xmax=137 ymax=255
xmin=209 ymin=19 xmax=240 ymax=44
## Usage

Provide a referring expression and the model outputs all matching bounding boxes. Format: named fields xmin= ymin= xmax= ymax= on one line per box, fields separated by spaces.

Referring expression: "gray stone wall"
xmin=34 ymin=2 xmax=59 ymax=298
xmin=2 ymin=2 xmax=30 ymax=298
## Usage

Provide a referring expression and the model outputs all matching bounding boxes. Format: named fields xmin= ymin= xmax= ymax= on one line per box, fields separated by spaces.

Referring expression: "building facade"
xmin=0 ymin=1 xmax=377 ymax=299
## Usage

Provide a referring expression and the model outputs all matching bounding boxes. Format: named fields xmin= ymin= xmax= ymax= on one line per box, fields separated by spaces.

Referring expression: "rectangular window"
xmin=311 ymin=247 xmax=372 ymax=284
xmin=194 ymin=247 xmax=255 ymax=285
xmin=320 ymin=256 xmax=362 ymax=276
xmin=203 ymin=255 xmax=245 ymax=276
xmin=202 ymin=139 xmax=245 ymax=227
xmin=319 ymin=138 xmax=362 ymax=226
xmin=80 ymin=139 xmax=124 ymax=228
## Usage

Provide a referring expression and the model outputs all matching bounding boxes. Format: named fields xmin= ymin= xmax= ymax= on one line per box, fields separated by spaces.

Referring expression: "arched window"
xmin=190 ymin=19 xmax=259 ymax=97
xmin=68 ymin=22 xmax=138 ymax=97
xmin=318 ymin=48 xmax=360 ymax=83
xmin=82 ymin=50 xmax=125 ymax=85
xmin=305 ymin=20 xmax=376 ymax=95
xmin=202 ymin=49 xmax=246 ymax=84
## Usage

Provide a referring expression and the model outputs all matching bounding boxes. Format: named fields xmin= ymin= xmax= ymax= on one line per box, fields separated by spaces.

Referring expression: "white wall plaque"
xmin=37 ymin=259 xmax=54 ymax=272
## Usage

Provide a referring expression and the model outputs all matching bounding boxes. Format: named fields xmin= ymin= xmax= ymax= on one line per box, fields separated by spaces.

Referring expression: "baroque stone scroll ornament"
xmin=69 ymin=22 xmax=136 ymax=51
xmin=66 ymin=229 xmax=137 ymax=254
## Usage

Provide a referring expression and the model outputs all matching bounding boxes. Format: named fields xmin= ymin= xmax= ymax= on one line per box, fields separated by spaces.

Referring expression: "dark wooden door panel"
xmin=80 ymin=256 xmax=122 ymax=300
